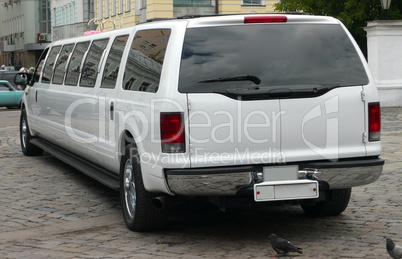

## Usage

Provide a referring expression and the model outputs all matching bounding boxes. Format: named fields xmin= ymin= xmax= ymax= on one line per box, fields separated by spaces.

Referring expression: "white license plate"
xmin=254 ymin=180 xmax=319 ymax=202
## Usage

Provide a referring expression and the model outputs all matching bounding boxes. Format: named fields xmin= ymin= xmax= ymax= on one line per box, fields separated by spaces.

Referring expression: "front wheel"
xmin=20 ymin=109 xmax=44 ymax=156
xmin=120 ymin=144 xmax=168 ymax=232
xmin=301 ymin=188 xmax=351 ymax=216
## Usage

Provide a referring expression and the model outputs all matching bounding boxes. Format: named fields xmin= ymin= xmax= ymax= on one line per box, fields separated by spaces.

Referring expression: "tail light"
xmin=368 ymin=103 xmax=381 ymax=141
xmin=244 ymin=16 xmax=287 ymax=23
xmin=160 ymin=112 xmax=185 ymax=153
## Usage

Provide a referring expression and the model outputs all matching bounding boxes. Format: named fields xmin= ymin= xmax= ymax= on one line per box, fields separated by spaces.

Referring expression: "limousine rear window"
xmin=65 ymin=41 xmax=90 ymax=86
xmin=42 ymin=46 xmax=61 ymax=84
xmin=80 ymin=38 xmax=109 ymax=88
xmin=101 ymin=35 xmax=129 ymax=89
xmin=178 ymin=24 xmax=369 ymax=93
xmin=52 ymin=44 xmax=74 ymax=85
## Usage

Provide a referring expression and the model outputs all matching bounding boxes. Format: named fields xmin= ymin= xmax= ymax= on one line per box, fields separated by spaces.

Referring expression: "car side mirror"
xmin=14 ymin=73 xmax=31 ymax=86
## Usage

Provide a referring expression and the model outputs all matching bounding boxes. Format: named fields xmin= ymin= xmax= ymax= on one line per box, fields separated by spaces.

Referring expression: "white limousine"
xmin=17 ymin=13 xmax=384 ymax=232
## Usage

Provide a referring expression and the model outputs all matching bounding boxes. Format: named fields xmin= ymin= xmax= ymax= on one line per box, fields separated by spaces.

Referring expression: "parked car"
xmin=0 ymin=66 xmax=15 ymax=71
xmin=0 ymin=80 xmax=22 ymax=109
xmin=17 ymin=13 xmax=384 ymax=232
xmin=0 ymin=71 xmax=19 ymax=87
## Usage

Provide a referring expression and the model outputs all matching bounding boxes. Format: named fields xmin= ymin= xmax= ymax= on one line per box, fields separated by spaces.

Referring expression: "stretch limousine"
xmin=16 ymin=13 xmax=384 ymax=231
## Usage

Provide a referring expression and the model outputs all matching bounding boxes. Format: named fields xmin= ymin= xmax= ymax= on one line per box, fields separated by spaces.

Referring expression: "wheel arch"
xmin=119 ymin=130 xmax=136 ymax=160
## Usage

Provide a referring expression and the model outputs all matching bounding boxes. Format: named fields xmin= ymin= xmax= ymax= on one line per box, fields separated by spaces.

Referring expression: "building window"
xmin=112 ymin=0 xmax=116 ymax=16
xmin=55 ymin=7 xmax=61 ymax=26
xmin=126 ymin=0 xmax=131 ymax=12
xmin=242 ymin=0 xmax=263 ymax=5
xmin=173 ymin=0 xmax=212 ymax=6
xmin=106 ymin=0 xmax=110 ymax=17
xmin=145 ymin=44 xmax=156 ymax=51
xmin=99 ymin=0 xmax=103 ymax=19
xmin=39 ymin=0 xmax=51 ymax=34
xmin=118 ymin=0 xmax=123 ymax=14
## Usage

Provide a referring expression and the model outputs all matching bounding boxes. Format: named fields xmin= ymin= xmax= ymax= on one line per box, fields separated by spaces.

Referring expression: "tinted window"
xmin=42 ymin=46 xmax=61 ymax=83
xmin=80 ymin=38 xmax=109 ymax=87
xmin=123 ymin=29 xmax=171 ymax=92
xmin=0 ymin=84 xmax=10 ymax=91
xmin=65 ymin=41 xmax=90 ymax=86
xmin=101 ymin=35 xmax=129 ymax=89
xmin=35 ymin=48 xmax=49 ymax=83
xmin=179 ymin=24 xmax=369 ymax=93
xmin=52 ymin=44 xmax=74 ymax=84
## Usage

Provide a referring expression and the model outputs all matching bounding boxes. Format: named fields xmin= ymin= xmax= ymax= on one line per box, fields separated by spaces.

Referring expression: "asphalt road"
xmin=0 ymin=108 xmax=401 ymax=258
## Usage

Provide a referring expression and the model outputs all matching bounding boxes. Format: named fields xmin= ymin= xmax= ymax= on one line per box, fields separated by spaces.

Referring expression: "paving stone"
xmin=0 ymin=107 xmax=401 ymax=258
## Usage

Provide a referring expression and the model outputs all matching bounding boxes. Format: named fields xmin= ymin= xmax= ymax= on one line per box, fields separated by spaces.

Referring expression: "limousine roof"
xmin=50 ymin=13 xmax=340 ymax=46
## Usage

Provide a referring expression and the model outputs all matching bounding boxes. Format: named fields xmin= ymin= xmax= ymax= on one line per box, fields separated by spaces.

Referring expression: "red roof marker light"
xmin=244 ymin=16 xmax=288 ymax=24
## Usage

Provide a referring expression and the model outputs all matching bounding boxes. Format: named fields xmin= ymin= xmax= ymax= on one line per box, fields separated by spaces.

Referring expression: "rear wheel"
xmin=20 ymin=109 xmax=44 ymax=156
xmin=301 ymin=188 xmax=351 ymax=216
xmin=120 ymin=144 xmax=168 ymax=231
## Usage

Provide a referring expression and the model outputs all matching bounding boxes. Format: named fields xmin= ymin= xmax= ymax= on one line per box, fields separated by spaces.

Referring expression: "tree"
xmin=274 ymin=0 xmax=402 ymax=56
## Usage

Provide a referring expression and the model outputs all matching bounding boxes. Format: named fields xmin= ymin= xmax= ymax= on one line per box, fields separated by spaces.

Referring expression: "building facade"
xmin=0 ymin=0 xmax=278 ymax=68
xmin=95 ymin=0 xmax=279 ymax=30
xmin=0 ymin=0 xmax=51 ymax=68
xmin=52 ymin=0 xmax=95 ymax=41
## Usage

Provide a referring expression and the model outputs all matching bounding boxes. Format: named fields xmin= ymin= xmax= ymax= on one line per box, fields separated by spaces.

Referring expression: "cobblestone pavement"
xmin=0 ymin=108 xmax=401 ymax=258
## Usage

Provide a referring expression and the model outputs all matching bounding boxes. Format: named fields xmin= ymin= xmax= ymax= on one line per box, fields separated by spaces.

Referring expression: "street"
xmin=0 ymin=107 xmax=401 ymax=258
xmin=0 ymin=107 xmax=20 ymax=127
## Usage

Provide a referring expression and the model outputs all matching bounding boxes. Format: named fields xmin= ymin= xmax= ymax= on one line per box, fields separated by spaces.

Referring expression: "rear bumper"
xmin=165 ymin=157 xmax=384 ymax=196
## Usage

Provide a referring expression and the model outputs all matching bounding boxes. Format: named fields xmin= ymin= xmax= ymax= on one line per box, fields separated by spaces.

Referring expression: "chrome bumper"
xmin=165 ymin=159 xmax=384 ymax=196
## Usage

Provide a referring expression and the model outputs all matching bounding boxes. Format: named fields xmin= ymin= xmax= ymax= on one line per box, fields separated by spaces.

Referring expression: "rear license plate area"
xmin=254 ymin=179 xmax=319 ymax=202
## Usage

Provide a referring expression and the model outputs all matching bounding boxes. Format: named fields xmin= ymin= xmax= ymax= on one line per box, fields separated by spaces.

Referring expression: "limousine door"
xmin=94 ymin=91 xmax=117 ymax=170
xmin=24 ymin=47 xmax=55 ymax=135
xmin=93 ymin=35 xmax=130 ymax=172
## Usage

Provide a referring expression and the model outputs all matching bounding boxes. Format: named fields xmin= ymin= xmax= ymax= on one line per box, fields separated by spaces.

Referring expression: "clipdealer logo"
xmin=302 ymin=95 xmax=339 ymax=160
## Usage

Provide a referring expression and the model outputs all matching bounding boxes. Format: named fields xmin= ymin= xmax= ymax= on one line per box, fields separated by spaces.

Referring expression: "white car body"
xmin=19 ymin=14 xmax=384 ymax=231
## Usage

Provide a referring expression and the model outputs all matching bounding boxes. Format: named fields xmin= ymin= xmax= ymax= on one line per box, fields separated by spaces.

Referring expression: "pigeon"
xmin=268 ymin=233 xmax=303 ymax=257
xmin=386 ymin=237 xmax=402 ymax=259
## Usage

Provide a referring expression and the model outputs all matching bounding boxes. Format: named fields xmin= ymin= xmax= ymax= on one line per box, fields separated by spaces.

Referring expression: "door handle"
xmin=110 ymin=101 xmax=114 ymax=120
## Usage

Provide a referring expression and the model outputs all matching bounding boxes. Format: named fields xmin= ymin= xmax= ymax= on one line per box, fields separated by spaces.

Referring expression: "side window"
xmin=52 ymin=44 xmax=74 ymax=85
xmin=0 ymin=84 xmax=10 ymax=91
xmin=101 ymin=35 xmax=129 ymax=89
xmin=42 ymin=46 xmax=61 ymax=83
xmin=123 ymin=29 xmax=171 ymax=92
xmin=79 ymin=38 xmax=109 ymax=87
xmin=65 ymin=41 xmax=90 ymax=86
xmin=34 ymin=48 xmax=49 ymax=83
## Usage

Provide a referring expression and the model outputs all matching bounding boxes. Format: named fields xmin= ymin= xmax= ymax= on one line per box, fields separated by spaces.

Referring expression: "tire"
xmin=20 ymin=109 xmax=44 ymax=156
xmin=301 ymin=188 xmax=351 ymax=216
xmin=120 ymin=144 xmax=168 ymax=232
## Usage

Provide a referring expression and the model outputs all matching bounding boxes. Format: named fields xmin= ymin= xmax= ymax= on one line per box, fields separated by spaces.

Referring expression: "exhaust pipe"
xmin=151 ymin=196 xmax=165 ymax=209
xmin=151 ymin=196 xmax=186 ymax=210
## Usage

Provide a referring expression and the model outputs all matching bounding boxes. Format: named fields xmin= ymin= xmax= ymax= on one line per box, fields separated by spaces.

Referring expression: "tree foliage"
xmin=274 ymin=0 xmax=402 ymax=55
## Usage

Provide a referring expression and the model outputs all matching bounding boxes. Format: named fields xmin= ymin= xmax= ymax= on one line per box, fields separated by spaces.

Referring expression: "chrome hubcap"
xmin=21 ymin=118 xmax=27 ymax=148
xmin=123 ymin=160 xmax=136 ymax=219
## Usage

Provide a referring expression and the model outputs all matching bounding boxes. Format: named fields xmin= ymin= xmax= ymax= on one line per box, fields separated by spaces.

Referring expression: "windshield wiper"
xmin=212 ymin=85 xmax=332 ymax=100
xmin=198 ymin=74 xmax=261 ymax=85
